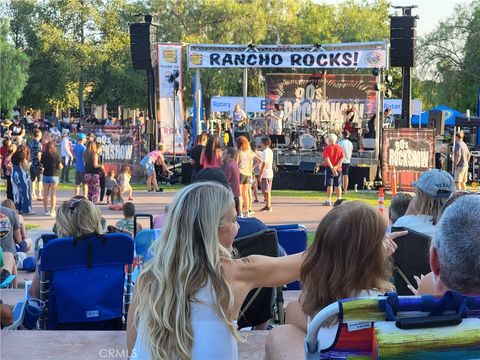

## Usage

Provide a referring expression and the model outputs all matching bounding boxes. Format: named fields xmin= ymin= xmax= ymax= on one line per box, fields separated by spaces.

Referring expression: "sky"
xmin=318 ymin=0 xmax=472 ymax=36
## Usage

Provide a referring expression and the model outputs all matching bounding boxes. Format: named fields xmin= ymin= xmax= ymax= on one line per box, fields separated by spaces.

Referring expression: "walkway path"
xmin=25 ymin=189 xmax=331 ymax=234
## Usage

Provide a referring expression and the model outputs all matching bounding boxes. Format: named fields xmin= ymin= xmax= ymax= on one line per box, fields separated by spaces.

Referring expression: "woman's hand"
xmin=383 ymin=230 xmax=407 ymax=257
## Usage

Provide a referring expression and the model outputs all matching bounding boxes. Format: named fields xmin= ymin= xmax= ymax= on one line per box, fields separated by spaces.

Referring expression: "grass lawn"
xmin=25 ymin=223 xmax=40 ymax=230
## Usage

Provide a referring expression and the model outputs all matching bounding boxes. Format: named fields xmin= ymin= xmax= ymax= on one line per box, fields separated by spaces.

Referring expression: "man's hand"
xmin=331 ymin=168 xmax=338 ymax=177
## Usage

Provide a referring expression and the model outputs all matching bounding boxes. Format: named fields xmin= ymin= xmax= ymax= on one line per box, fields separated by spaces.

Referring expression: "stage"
xmin=181 ymin=156 xmax=378 ymax=191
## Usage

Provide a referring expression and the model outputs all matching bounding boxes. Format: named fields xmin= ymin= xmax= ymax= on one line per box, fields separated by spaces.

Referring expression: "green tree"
xmin=417 ymin=1 xmax=480 ymax=113
xmin=0 ymin=19 xmax=29 ymax=117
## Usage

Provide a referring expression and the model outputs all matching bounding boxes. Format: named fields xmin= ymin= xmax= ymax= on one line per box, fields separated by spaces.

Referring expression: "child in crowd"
xmin=115 ymin=202 xmax=141 ymax=236
xmin=105 ymin=170 xmax=117 ymax=205
xmin=222 ymin=147 xmax=241 ymax=216
xmin=118 ymin=165 xmax=133 ymax=200
xmin=108 ymin=185 xmax=124 ymax=211
xmin=388 ymin=192 xmax=413 ymax=230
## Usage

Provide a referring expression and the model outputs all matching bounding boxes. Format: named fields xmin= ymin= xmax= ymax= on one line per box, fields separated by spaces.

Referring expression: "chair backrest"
xmin=305 ymin=292 xmax=480 ymax=360
xmin=268 ymin=224 xmax=308 ymax=290
xmin=0 ymin=274 xmax=16 ymax=289
xmin=39 ymin=232 xmax=134 ymax=330
xmin=134 ymin=229 xmax=162 ymax=260
xmin=234 ymin=229 xmax=279 ymax=328
xmin=391 ymin=226 xmax=431 ymax=295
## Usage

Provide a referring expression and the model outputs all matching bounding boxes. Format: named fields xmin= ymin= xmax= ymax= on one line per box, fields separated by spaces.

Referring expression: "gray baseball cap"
xmin=412 ymin=169 xmax=454 ymax=198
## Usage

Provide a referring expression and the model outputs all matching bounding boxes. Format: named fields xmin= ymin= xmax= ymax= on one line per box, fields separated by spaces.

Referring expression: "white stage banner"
xmin=158 ymin=43 xmax=185 ymax=155
xmin=188 ymin=44 xmax=387 ymax=69
xmin=211 ymin=96 xmax=267 ymax=114
xmin=384 ymin=99 xmax=422 ymax=116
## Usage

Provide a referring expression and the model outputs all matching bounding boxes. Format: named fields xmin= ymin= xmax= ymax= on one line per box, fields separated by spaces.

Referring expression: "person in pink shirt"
xmin=222 ymin=148 xmax=241 ymax=216
xmin=200 ymin=135 xmax=222 ymax=169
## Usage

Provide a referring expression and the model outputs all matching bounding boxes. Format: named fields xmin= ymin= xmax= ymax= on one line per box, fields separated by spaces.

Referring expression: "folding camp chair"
xmin=2 ymin=299 xmax=27 ymax=330
xmin=39 ymin=232 xmax=134 ymax=330
xmin=0 ymin=273 xmax=15 ymax=288
xmin=234 ymin=228 xmax=282 ymax=328
xmin=305 ymin=291 xmax=480 ymax=359
xmin=268 ymin=224 xmax=308 ymax=290
xmin=391 ymin=226 xmax=432 ymax=295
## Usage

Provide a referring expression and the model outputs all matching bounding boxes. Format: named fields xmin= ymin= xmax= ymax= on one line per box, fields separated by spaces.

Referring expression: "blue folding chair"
xmin=134 ymin=229 xmax=162 ymax=262
xmin=2 ymin=300 xmax=27 ymax=330
xmin=39 ymin=232 xmax=134 ymax=330
xmin=268 ymin=224 xmax=307 ymax=290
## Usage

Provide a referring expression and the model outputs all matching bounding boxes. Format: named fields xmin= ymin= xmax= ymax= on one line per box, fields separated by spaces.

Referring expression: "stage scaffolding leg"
xmin=196 ymin=68 xmax=202 ymax=136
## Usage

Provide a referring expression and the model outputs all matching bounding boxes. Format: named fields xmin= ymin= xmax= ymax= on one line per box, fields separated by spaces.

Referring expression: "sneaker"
xmin=44 ymin=211 xmax=51 ymax=216
xmin=253 ymin=199 xmax=259 ymax=203
xmin=248 ymin=210 xmax=255 ymax=216
xmin=322 ymin=201 xmax=332 ymax=206
xmin=259 ymin=206 xmax=272 ymax=212
xmin=156 ymin=189 xmax=163 ymax=192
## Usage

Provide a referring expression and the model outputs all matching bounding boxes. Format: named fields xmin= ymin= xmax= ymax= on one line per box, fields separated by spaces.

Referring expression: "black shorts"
xmin=30 ymin=166 xmax=43 ymax=182
xmin=324 ymin=167 xmax=342 ymax=187
xmin=240 ymin=174 xmax=251 ymax=185
xmin=75 ymin=171 xmax=85 ymax=185
xmin=106 ymin=189 xmax=112 ymax=196
xmin=342 ymin=163 xmax=351 ymax=175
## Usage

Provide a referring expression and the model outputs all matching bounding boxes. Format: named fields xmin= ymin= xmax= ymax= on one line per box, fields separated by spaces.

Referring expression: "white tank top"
xmin=132 ymin=284 xmax=238 ymax=360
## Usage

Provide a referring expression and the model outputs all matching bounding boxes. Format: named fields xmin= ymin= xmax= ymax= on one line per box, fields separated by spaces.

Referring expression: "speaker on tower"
xmin=390 ymin=16 xmax=417 ymax=68
xmin=129 ymin=22 xmax=157 ymax=70
xmin=428 ymin=110 xmax=445 ymax=136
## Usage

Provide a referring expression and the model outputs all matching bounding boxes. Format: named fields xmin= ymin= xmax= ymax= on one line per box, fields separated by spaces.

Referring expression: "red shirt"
xmin=0 ymin=145 xmax=8 ymax=168
xmin=323 ymin=144 xmax=344 ymax=170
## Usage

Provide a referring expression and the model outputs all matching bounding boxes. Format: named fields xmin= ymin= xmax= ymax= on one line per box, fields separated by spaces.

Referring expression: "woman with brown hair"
xmin=236 ymin=136 xmax=260 ymax=217
xmin=40 ymin=141 xmax=62 ymax=216
xmin=200 ymin=135 xmax=222 ymax=169
xmin=11 ymin=144 xmax=33 ymax=214
xmin=265 ymin=202 xmax=404 ymax=359
xmin=83 ymin=141 xmax=101 ymax=204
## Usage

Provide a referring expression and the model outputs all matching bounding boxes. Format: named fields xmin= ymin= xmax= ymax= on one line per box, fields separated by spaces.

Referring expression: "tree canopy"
xmin=5 ymin=0 xmax=477 ymax=116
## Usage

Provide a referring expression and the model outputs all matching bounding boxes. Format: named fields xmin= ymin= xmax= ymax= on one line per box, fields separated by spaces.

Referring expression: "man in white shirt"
xmin=259 ymin=137 xmax=274 ymax=212
xmin=337 ymin=130 xmax=353 ymax=194
xmin=267 ymin=103 xmax=283 ymax=135
xmin=232 ymin=104 xmax=248 ymax=133
xmin=60 ymin=129 xmax=73 ymax=183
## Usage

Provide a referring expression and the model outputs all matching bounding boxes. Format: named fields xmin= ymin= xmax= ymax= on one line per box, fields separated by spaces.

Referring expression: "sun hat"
xmin=77 ymin=133 xmax=86 ymax=140
xmin=412 ymin=169 xmax=454 ymax=198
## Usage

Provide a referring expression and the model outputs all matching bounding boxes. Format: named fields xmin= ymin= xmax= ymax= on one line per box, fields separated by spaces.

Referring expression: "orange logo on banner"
xmin=190 ymin=53 xmax=202 ymax=65
xmin=163 ymin=49 xmax=177 ymax=63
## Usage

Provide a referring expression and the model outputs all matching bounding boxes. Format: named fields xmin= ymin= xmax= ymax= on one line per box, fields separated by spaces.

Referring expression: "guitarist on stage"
xmin=342 ymin=103 xmax=358 ymax=135
xmin=232 ymin=104 xmax=249 ymax=134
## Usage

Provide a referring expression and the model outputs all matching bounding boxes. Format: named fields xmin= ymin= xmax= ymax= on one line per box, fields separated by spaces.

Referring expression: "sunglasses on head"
xmin=69 ymin=199 xmax=83 ymax=214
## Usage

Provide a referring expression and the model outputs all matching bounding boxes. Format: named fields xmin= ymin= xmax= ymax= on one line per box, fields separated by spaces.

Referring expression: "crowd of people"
xmin=189 ymin=132 xmax=274 ymax=215
xmin=0 ymin=111 xmax=479 ymax=359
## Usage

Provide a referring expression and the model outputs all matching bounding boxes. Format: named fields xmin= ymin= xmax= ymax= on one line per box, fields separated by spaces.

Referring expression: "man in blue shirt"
xmin=73 ymin=133 xmax=87 ymax=196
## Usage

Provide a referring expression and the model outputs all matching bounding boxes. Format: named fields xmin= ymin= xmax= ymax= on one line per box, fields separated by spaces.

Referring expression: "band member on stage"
xmin=342 ymin=103 xmax=357 ymax=134
xmin=232 ymin=104 xmax=248 ymax=133
xmin=366 ymin=108 xmax=393 ymax=139
xmin=267 ymin=103 xmax=284 ymax=135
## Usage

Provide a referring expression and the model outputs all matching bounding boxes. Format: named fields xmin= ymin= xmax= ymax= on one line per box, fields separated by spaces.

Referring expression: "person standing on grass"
xmin=453 ymin=131 xmax=471 ymax=190
xmin=11 ymin=145 xmax=33 ymax=214
xmin=60 ymin=129 xmax=73 ymax=183
xmin=322 ymin=134 xmax=344 ymax=206
xmin=259 ymin=137 xmax=274 ymax=212
xmin=73 ymin=133 xmax=87 ymax=196
xmin=40 ymin=142 xmax=62 ymax=217
xmin=337 ymin=130 xmax=353 ymax=195
xmin=28 ymin=129 xmax=43 ymax=201
xmin=83 ymin=141 xmax=102 ymax=204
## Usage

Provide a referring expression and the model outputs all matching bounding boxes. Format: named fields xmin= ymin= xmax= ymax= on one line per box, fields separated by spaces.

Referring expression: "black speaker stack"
xmin=428 ymin=110 xmax=445 ymax=136
xmin=129 ymin=22 xmax=157 ymax=70
xmin=390 ymin=16 xmax=416 ymax=68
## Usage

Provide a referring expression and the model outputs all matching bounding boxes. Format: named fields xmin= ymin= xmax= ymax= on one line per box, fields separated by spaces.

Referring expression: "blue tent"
xmin=411 ymin=104 xmax=463 ymax=126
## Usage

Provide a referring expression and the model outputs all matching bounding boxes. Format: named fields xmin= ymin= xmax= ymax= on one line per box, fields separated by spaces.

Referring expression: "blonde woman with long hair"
xmin=127 ymin=182 xmax=302 ymax=360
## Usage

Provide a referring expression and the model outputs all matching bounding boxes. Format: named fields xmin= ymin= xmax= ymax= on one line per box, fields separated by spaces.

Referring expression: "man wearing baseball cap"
xmin=73 ymin=133 xmax=87 ymax=196
xmin=392 ymin=169 xmax=454 ymax=239
xmin=454 ymin=131 xmax=471 ymax=190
